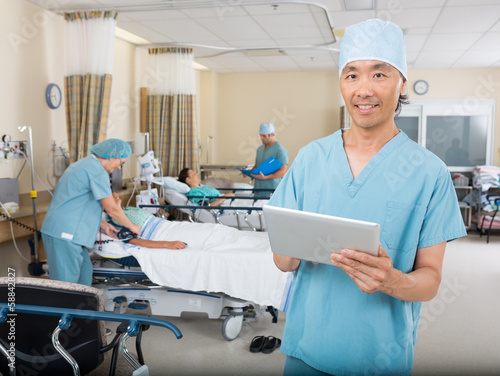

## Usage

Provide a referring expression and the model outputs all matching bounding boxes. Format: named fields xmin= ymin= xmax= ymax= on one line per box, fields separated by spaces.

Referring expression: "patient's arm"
xmin=209 ymin=192 xmax=235 ymax=207
xmin=129 ymin=238 xmax=186 ymax=250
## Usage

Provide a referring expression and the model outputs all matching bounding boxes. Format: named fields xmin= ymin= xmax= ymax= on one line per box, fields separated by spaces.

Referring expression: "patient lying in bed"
xmin=178 ymin=168 xmax=235 ymax=207
xmin=94 ymin=202 xmax=288 ymax=307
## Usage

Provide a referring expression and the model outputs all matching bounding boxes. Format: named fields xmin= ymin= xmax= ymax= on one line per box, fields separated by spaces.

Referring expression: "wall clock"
xmin=46 ymin=83 xmax=62 ymax=109
xmin=413 ymin=80 xmax=429 ymax=95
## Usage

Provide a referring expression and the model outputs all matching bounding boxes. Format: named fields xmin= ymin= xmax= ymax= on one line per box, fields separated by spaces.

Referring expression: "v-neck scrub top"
xmin=41 ymin=155 xmax=112 ymax=248
xmin=268 ymin=130 xmax=466 ymax=376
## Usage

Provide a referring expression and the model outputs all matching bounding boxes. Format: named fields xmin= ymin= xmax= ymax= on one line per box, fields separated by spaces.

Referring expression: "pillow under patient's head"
xmin=162 ymin=176 xmax=190 ymax=194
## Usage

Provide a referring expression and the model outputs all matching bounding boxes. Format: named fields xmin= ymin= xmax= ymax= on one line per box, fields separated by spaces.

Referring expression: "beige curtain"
xmin=63 ymin=11 xmax=117 ymax=162
xmin=146 ymin=47 xmax=200 ymax=177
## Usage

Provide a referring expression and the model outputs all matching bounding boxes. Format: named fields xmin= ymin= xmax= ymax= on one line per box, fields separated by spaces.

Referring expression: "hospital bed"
xmin=91 ymin=218 xmax=289 ymax=341
xmin=160 ymin=181 xmax=271 ymax=230
xmin=162 ymin=190 xmax=266 ymax=231
xmin=0 ymin=277 xmax=181 ymax=376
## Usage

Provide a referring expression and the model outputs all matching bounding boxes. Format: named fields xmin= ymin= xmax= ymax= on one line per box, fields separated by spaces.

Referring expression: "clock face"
xmin=46 ymin=83 xmax=62 ymax=109
xmin=413 ymin=80 xmax=429 ymax=95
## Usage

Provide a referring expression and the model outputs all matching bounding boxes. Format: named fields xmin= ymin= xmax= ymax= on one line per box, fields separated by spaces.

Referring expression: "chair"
xmin=0 ymin=277 xmax=181 ymax=376
xmin=481 ymin=194 xmax=500 ymax=243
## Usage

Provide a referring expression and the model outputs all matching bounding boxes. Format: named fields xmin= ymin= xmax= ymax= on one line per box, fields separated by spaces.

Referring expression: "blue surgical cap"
xmin=339 ymin=19 xmax=407 ymax=80
xmin=259 ymin=123 xmax=275 ymax=134
xmin=90 ymin=139 xmax=131 ymax=159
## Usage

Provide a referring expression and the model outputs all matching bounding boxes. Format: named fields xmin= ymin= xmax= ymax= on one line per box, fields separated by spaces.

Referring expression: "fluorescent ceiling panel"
xmin=343 ymin=0 xmax=374 ymax=11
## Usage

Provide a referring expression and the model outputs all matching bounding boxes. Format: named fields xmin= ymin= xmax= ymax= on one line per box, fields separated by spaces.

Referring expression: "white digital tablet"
xmin=263 ymin=205 xmax=380 ymax=265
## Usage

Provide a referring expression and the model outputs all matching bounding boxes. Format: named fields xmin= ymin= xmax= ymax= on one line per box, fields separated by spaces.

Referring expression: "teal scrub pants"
xmin=42 ymin=234 xmax=93 ymax=286
xmin=284 ymin=356 xmax=333 ymax=376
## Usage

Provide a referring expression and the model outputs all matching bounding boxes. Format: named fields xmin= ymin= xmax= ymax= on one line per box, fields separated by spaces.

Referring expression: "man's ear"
xmin=400 ymin=77 xmax=407 ymax=95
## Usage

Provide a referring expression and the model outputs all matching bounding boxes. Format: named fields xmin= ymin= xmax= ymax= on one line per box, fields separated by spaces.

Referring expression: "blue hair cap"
xmin=259 ymin=123 xmax=275 ymax=134
xmin=90 ymin=138 xmax=131 ymax=159
xmin=339 ymin=19 xmax=407 ymax=80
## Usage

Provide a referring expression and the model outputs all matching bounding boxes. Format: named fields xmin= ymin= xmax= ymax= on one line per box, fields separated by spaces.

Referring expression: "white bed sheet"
xmin=123 ymin=220 xmax=287 ymax=308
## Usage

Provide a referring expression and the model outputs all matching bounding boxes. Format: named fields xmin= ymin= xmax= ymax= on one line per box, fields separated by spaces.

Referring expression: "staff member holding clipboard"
xmin=248 ymin=122 xmax=288 ymax=198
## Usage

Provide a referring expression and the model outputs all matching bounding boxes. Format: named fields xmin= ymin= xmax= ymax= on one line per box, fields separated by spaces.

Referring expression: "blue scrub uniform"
xmin=268 ymin=130 xmax=466 ymax=376
xmin=41 ymin=155 xmax=112 ymax=285
xmin=255 ymin=141 xmax=289 ymax=197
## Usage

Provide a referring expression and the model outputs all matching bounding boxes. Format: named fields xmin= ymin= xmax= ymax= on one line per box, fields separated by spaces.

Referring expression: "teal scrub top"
xmin=188 ymin=185 xmax=221 ymax=204
xmin=41 ymin=155 xmax=112 ymax=248
xmin=255 ymin=141 xmax=289 ymax=192
xmin=268 ymin=130 xmax=466 ymax=376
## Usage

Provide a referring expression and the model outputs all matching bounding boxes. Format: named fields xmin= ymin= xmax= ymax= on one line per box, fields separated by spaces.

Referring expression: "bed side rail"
xmin=140 ymin=204 xmax=264 ymax=230
xmin=139 ymin=204 xmax=263 ymax=213
xmin=185 ymin=195 xmax=265 ymax=202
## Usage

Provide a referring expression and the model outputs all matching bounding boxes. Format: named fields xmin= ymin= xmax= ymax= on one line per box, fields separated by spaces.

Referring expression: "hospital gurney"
xmin=161 ymin=188 xmax=270 ymax=230
xmin=92 ymin=265 xmax=270 ymax=342
xmin=91 ymin=219 xmax=289 ymax=341
xmin=0 ymin=277 xmax=181 ymax=376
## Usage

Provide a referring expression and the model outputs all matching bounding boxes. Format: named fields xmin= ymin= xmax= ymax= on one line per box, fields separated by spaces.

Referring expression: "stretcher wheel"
xmin=222 ymin=313 xmax=243 ymax=341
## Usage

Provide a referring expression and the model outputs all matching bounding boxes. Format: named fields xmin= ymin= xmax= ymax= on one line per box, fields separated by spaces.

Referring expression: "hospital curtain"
xmin=63 ymin=11 xmax=117 ymax=162
xmin=147 ymin=47 xmax=200 ymax=177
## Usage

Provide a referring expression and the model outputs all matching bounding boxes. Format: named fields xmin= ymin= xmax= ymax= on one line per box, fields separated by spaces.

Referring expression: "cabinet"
xmin=455 ymin=186 xmax=472 ymax=229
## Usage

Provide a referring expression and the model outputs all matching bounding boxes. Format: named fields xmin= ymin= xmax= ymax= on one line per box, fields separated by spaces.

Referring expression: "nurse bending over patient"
xmin=41 ymin=139 xmax=141 ymax=286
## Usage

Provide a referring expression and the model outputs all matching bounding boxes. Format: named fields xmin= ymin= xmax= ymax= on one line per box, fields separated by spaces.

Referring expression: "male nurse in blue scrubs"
xmin=250 ymin=122 xmax=289 ymax=198
xmin=268 ymin=19 xmax=467 ymax=376
xmin=41 ymin=139 xmax=141 ymax=286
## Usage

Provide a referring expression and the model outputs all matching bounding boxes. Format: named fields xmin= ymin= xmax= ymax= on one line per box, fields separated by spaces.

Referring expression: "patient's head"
xmin=178 ymin=168 xmax=201 ymax=188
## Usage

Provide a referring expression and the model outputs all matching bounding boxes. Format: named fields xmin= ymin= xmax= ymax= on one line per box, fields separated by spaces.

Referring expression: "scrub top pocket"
xmin=382 ymin=201 xmax=425 ymax=253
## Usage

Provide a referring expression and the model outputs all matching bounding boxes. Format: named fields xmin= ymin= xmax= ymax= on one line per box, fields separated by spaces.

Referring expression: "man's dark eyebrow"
xmin=342 ymin=62 xmax=393 ymax=75
xmin=342 ymin=65 xmax=358 ymax=73
xmin=373 ymin=62 xmax=392 ymax=71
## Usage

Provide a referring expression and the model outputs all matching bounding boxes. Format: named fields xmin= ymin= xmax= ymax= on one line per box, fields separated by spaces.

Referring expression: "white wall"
xmin=0 ymin=0 xmax=66 ymax=194
xmin=0 ymin=0 xmax=139 ymax=196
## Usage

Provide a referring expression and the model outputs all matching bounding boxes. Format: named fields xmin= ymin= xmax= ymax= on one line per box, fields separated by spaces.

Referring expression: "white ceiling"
xmin=28 ymin=0 xmax=500 ymax=73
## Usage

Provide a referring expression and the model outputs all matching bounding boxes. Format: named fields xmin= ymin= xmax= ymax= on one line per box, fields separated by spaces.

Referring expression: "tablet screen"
xmin=263 ymin=205 xmax=380 ymax=265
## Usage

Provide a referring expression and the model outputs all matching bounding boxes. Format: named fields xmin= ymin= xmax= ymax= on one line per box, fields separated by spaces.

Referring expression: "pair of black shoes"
xmin=249 ymin=335 xmax=281 ymax=354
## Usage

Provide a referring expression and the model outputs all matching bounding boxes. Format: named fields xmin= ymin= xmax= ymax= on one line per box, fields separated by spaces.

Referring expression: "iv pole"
xmin=18 ymin=126 xmax=40 ymax=269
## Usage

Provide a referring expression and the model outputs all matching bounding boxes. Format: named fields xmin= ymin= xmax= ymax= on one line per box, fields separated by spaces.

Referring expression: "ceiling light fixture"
xmin=343 ymin=0 xmax=375 ymax=11
xmin=193 ymin=61 xmax=209 ymax=70
xmin=115 ymin=27 xmax=151 ymax=45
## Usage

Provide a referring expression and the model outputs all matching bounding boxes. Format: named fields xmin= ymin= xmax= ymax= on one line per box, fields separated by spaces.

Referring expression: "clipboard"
xmin=239 ymin=157 xmax=283 ymax=178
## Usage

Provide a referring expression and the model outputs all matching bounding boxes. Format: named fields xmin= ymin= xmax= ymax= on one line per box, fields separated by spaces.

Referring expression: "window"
xmin=395 ymin=99 xmax=495 ymax=172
